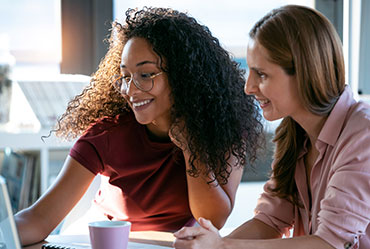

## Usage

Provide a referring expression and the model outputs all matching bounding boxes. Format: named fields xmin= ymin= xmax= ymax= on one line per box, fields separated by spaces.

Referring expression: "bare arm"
xmin=173 ymin=218 xmax=335 ymax=249
xmin=221 ymin=235 xmax=335 ymax=249
xmin=169 ymin=123 xmax=243 ymax=229
xmin=14 ymin=156 xmax=95 ymax=246
xmin=227 ymin=218 xmax=281 ymax=239
xmin=182 ymin=150 xmax=243 ymax=229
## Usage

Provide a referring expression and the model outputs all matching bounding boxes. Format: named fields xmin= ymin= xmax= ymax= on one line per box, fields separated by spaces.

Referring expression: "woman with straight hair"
xmin=174 ymin=5 xmax=370 ymax=249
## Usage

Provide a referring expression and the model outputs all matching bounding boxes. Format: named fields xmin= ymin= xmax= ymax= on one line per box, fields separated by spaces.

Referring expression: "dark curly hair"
xmin=54 ymin=7 xmax=264 ymax=185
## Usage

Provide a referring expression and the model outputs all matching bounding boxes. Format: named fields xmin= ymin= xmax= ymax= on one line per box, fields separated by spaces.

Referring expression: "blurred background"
xmin=0 ymin=0 xmax=369 ymax=235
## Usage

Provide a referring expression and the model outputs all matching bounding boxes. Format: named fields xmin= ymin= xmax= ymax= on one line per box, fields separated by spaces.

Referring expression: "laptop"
xmin=0 ymin=175 xmax=22 ymax=249
xmin=0 ymin=175 xmax=170 ymax=249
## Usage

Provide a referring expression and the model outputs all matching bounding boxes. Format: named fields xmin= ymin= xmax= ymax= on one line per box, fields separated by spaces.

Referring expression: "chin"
xmin=133 ymin=115 xmax=152 ymax=125
xmin=263 ymin=113 xmax=282 ymax=122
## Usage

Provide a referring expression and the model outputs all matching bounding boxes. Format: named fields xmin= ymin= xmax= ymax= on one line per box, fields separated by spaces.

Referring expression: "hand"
xmin=169 ymin=120 xmax=189 ymax=152
xmin=173 ymin=218 xmax=223 ymax=249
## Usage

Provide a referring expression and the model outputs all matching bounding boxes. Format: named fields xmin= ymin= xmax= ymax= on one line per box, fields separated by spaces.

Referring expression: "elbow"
xmin=212 ymin=219 xmax=227 ymax=230
xmin=213 ymin=208 xmax=232 ymax=229
xmin=15 ymin=207 xmax=51 ymax=246
xmin=212 ymin=195 xmax=234 ymax=229
xmin=194 ymin=205 xmax=233 ymax=230
xmin=204 ymin=211 xmax=230 ymax=230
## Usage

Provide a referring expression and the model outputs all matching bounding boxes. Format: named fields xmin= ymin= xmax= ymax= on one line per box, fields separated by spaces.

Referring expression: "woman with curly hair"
xmin=15 ymin=7 xmax=263 ymax=246
xmin=174 ymin=5 xmax=370 ymax=249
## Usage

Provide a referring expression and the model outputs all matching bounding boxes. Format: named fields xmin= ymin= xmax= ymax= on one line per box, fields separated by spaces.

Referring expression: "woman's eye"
xmin=140 ymin=73 xmax=154 ymax=79
xmin=122 ymin=76 xmax=131 ymax=82
xmin=257 ymin=71 xmax=266 ymax=79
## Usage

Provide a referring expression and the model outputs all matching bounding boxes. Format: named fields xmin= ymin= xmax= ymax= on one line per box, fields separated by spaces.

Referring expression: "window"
xmin=0 ymin=0 xmax=61 ymax=75
xmin=113 ymin=0 xmax=313 ymax=64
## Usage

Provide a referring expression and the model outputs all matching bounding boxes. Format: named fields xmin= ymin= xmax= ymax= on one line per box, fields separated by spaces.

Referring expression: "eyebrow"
xmin=120 ymin=60 xmax=157 ymax=68
xmin=249 ymin=66 xmax=264 ymax=72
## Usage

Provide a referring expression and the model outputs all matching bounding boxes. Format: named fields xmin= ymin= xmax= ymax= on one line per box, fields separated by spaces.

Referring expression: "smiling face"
xmin=120 ymin=37 xmax=172 ymax=136
xmin=244 ymin=39 xmax=306 ymax=122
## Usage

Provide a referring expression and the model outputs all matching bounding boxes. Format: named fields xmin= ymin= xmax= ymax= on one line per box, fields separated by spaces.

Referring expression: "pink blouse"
xmin=254 ymin=86 xmax=370 ymax=249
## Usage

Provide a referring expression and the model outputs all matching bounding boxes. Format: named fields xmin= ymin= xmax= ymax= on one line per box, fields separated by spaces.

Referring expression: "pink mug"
xmin=88 ymin=220 xmax=131 ymax=249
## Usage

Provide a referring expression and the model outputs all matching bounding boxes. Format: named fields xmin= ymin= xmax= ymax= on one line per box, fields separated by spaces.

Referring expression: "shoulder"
xmin=82 ymin=112 xmax=137 ymax=138
xmin=332 ymin=101 xmax=370 ymax=170
xmin=342 ymin=100 xmax=370 ymax=135
xmin=348 ymin=100 xmax=370 ymax=121
xmin=73 ymin=112 xmax=139 ymax=155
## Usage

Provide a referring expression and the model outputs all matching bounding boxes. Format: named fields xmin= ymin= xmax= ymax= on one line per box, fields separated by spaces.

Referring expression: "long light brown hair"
xmin=249 ymin=5 xmax=345 ymax=205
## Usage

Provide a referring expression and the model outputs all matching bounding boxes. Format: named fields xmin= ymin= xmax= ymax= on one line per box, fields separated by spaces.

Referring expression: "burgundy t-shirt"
xmin=69 ymin=112 xmax=194 ymax=231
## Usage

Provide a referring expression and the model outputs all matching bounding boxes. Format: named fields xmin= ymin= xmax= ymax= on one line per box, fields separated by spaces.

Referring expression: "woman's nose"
xmin=244 ymin=74 xmax=257 ymax=95
xmin=125 ymin=80 xmax=140 ymax=96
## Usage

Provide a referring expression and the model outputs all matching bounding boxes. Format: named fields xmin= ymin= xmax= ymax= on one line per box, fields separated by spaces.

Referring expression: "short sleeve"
xmin=69 ymin=138 xmax=104 ymax=175
xmin=254 ymin=179 xmax=295 ymax=237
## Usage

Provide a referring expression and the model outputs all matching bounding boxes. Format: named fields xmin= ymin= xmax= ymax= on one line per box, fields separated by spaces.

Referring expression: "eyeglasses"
xmin=112 ymin=71 xmax=163 ymax=93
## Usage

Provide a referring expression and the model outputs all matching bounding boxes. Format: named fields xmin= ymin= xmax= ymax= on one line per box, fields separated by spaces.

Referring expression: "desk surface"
xmin=23 ymin=231 xmax=174 ymax=249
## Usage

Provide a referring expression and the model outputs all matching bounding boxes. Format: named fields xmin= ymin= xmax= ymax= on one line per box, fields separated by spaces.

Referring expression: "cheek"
xmin=152 ymin=78 xmax=172 ymax=108
xmin=154 ymin=89 xmax=172 ymax=112
xmin=159 ymin=86 xmax=172 ymax=103
xmin=163 ymin=92 xmax=173 ymax=109
xmin=258 ymin=83 xmax=271 ymax=97
xmin=122 ymin=95 xmax=132 ymax=107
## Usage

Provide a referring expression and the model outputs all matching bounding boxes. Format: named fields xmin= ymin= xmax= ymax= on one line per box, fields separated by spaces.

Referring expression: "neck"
xmin=293 ymin=111 xmax=327 ymax=144
xmin=146 ymin=121 xmax=170 ymax=142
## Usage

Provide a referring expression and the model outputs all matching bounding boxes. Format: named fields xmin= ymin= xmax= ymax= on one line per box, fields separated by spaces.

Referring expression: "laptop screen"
xmin=0 ymin=175 xmax=22 ymax=249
